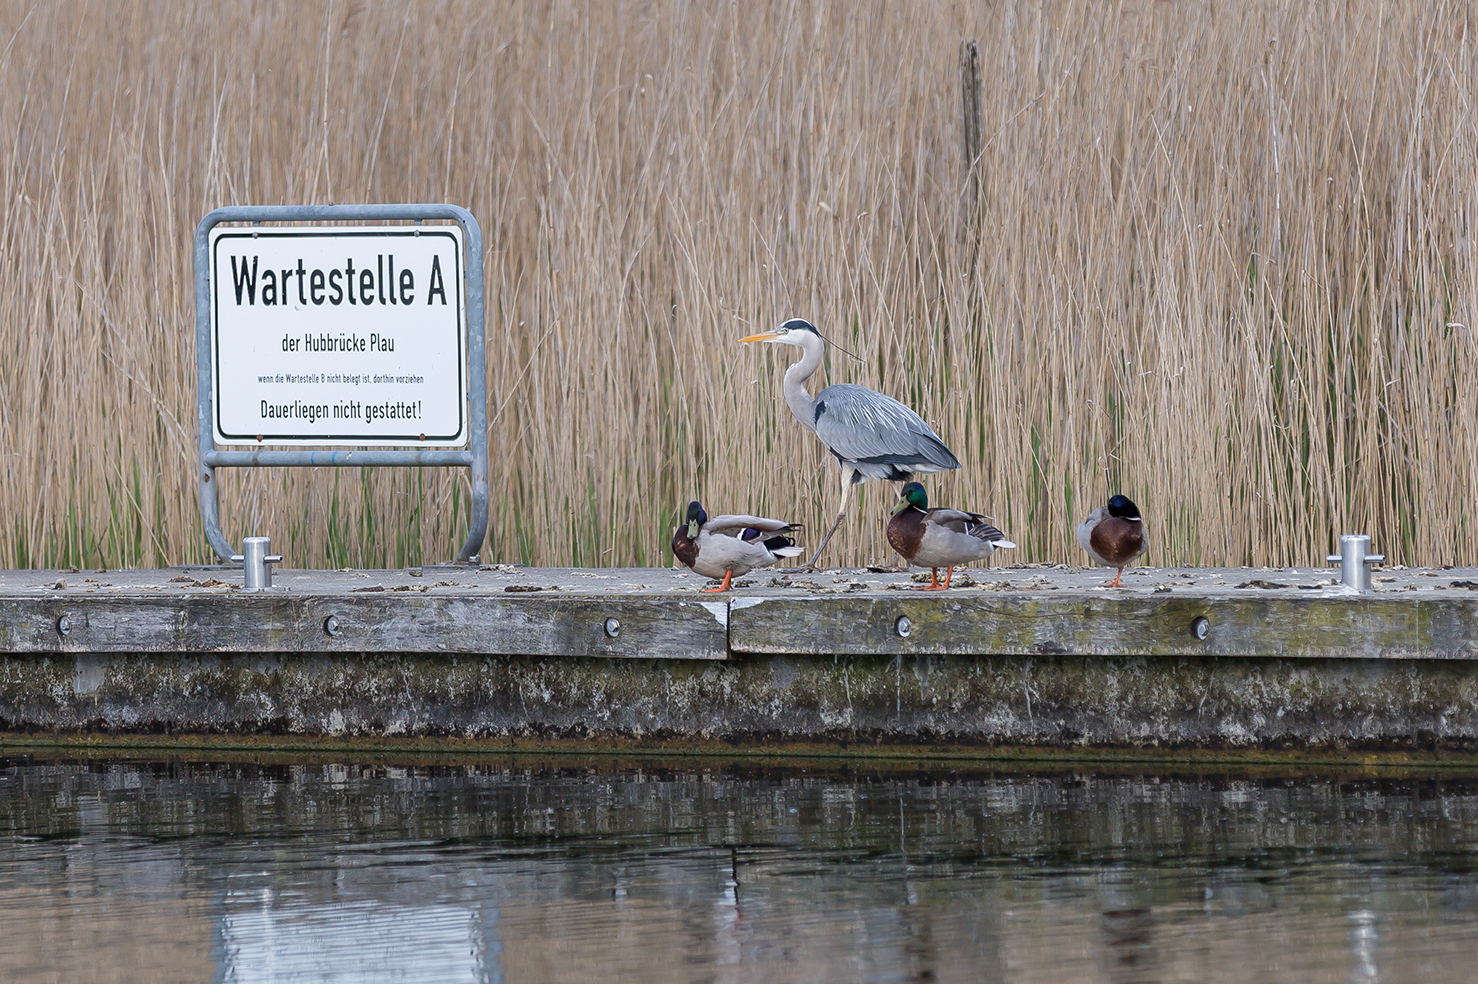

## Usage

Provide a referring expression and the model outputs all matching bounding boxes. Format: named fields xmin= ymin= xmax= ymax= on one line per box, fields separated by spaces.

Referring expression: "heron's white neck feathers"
xmin=780 ymin=333 xmax=824 ymax=433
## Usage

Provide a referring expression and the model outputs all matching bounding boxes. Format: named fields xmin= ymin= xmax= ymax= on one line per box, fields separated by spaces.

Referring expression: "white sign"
xmin=210 ymin=225 xmax=467 ymax=446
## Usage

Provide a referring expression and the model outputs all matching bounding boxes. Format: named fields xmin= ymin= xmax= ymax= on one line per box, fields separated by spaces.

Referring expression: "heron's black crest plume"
xmin=781 ymin=318 xmax=864 ymax=363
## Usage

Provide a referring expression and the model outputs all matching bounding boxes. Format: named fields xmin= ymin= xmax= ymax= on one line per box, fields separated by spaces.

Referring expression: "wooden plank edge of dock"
xmin=0 ymin=586 xmax=1476 ymax=659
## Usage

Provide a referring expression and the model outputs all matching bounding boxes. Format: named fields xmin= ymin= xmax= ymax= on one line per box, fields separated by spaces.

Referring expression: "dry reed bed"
xmin=0 ymin=1 xmax=1473 ymax=569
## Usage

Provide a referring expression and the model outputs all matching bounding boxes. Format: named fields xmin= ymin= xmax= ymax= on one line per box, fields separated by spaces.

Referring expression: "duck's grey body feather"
xmin=897 ymin=508 xmax=1016 ymax=569
xmin=699 ymin=515 xmax=795 ymax=537
xmin=687 ymin=528 xmax=798 ymax=580
xmin=1076 ymin=506 xmax=1109 ymax=563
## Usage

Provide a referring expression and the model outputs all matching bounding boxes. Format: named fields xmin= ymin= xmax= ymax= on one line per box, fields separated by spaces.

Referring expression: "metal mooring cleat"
xmin=1325 ymin=534 xmax=1384 ymax=592
xmin=231 ymin=536 xmax=284 ymax=592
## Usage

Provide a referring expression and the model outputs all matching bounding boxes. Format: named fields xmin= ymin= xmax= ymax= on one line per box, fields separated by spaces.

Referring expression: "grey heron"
xmin=671 ymin=501 xmax=803 ymax=592
xmin=740 ymin=318 xmax=960 ymax=569
xmin=1076 ymin=495 xmax=1147 ymax=587
xmin=887 ymin=482 xmax=1015 ymax=590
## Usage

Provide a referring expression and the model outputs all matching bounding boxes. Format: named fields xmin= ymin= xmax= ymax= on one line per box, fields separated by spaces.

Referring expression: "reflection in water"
xmin=1348 ymin=910 xmax=1379 ymax=984
xmin=2 ymin=758 xmax=1478 ymax=982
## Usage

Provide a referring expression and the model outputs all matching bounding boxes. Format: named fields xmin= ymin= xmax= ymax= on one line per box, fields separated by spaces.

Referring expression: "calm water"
xmin=2 ymin=757 xmax=1477 ymax=983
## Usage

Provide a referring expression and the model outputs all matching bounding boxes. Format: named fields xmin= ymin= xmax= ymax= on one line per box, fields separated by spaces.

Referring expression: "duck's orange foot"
xmin=914 ymin=568 xmax=950 ymax=591
xmin=702 ymin=570 xmax=735 ymax=593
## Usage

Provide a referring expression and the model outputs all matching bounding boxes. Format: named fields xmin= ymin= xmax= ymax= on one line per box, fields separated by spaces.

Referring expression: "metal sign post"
xmin=194 ymin=204 xmax=487 ymax=564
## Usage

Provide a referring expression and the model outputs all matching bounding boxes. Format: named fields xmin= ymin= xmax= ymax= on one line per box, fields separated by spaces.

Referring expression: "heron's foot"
xmin=789 ymin=565 xmax=826 ymax=575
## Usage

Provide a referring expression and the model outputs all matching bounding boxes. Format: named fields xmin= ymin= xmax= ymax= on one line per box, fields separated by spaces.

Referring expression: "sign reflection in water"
xmin=3 ymin=759 xmax=1478 ymax=982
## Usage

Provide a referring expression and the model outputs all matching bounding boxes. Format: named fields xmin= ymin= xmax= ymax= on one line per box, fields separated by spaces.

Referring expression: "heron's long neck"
xmin=782 ymin=339 xmax=823 ymax=433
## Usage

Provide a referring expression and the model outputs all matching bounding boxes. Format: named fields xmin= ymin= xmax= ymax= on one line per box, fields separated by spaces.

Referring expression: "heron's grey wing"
xmin=702 ymin=514 xmax=797 ymax=536
xmin=811 ymin=384 xmax=959 ymax=470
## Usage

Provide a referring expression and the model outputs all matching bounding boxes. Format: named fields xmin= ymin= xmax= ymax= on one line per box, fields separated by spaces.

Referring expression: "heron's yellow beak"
xmin=739 ymin=331 xmax=782 ymax=343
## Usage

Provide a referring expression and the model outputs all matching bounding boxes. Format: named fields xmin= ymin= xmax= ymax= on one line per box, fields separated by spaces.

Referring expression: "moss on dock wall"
xmin=3 ymin=652 xmax=1476 ymax=751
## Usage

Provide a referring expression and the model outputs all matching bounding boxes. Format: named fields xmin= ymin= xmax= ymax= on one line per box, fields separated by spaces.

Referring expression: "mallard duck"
xmin=886 ymin=482 xmax=1016 ymax=590
xmin=671 ymin=501 xmax=803 ymax=592
xmin=1076 ymin=494 xmax=1147 ymax=587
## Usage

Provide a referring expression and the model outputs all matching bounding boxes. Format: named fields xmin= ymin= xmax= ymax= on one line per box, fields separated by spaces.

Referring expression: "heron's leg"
xmin=703 ymin=570 xmax=735 ymax=593
xmin=798 ymin=465 xmax=856 ymax=571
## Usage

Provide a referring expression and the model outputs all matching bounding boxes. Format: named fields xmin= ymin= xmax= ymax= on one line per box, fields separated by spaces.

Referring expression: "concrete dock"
xmin=3 ymin=564 xmax=1478 ymax=755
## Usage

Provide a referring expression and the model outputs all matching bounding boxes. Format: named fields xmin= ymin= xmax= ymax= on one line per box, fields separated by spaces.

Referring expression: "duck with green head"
xmin=886 ymin=482 xmax=1016 ymax=590
xmin=671 ymin=501 xmax=803 ymax=592
xmin=1076 ymin=494 xmax=1147 ymax=587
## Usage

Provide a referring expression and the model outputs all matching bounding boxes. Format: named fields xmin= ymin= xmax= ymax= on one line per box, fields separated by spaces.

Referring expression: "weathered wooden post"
xmin=960 ymin=39 xmax=984 ymax=228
